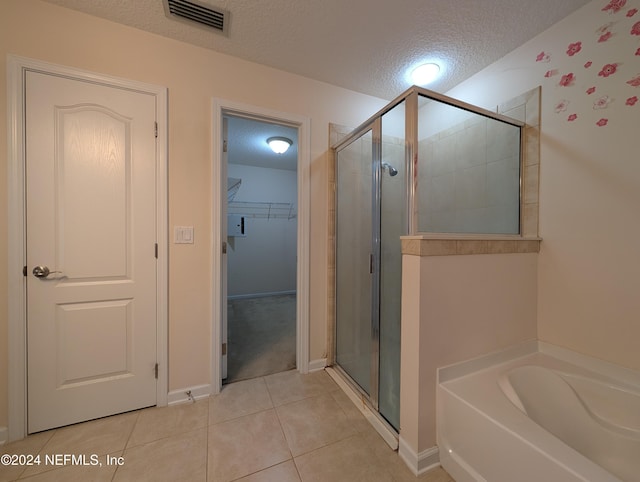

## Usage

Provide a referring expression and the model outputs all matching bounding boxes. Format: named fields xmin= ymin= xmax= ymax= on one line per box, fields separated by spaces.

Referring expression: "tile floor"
xmin=1 ymin=370 xmax=454 ymax=482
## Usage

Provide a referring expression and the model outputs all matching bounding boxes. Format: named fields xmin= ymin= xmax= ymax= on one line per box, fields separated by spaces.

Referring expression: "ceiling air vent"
xmin=163 ymin=0 xmax=229 ymax=35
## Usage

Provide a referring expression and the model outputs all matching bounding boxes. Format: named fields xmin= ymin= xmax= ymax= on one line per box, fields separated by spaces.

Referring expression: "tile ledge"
xmin=401 ymin=236 xmax=541 ymax=257
xmin=402 ymin=234 xmax=542 ymax=241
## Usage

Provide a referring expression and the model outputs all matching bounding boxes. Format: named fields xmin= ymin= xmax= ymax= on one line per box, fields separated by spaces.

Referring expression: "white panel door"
xmin=26 ymin=71 xmax=158 ymax=433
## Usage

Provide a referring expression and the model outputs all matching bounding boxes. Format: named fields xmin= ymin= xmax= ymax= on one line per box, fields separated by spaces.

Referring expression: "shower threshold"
xmin=325 ymin=366 xmax=399 ymax=450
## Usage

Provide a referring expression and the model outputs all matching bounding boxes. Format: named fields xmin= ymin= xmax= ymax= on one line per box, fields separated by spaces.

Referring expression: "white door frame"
xmin=211 ymin=99 xmax=310 ymax=393
xmin=6 ymin=55 xmax=169 ymax=441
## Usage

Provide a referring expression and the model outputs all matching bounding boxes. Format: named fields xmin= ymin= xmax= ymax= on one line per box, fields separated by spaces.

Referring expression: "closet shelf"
xmin=228 ymin=201 xmax=297 ymax=220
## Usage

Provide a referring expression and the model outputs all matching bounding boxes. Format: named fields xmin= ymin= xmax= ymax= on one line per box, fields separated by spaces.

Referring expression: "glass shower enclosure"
xmin=335 ymin=100 xmax=406 ymax=431
xmin=333 ymin=87 xmax=523 ymax=433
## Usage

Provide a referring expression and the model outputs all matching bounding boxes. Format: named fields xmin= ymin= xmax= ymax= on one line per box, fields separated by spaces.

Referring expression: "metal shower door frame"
xmin=333 ymin=116 xmax=383 ymax=412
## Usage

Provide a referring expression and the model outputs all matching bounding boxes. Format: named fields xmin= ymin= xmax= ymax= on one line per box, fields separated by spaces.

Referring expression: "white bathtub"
xmin=437 ymin=342 xmax=640 ymax=482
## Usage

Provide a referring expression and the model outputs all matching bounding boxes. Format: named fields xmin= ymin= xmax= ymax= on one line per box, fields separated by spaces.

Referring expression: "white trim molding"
xmin=308 ymin=359 xmax=328 ymax=372
xmin=6 ymin=55 xmax=169 ymax=441
xmin=211 ymin=98 xmax=311 ymax=394
xmin=398 ymin=437 xmax=440 ymax=476
xmin=167 ymin=384 xmax=212 ymax=405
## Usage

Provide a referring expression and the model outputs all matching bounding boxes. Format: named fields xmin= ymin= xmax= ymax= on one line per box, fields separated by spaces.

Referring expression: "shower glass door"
xmin=335 ymin=101 xmax=405 ymax=432
xmin=335 ymin=129 xmax=373 ymax=395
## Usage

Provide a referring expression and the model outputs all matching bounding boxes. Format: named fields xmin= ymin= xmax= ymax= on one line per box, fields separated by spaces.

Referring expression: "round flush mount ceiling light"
xmin=267 ymin=136 xmax=292 ymax=154
xmin=410 ymin=63 xmax=441 ymax=86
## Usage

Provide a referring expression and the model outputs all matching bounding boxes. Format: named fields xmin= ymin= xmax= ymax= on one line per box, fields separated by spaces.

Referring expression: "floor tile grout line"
xmin=121 ymin=410 xmax=141 ymax=451
xmin=208 ymin=406 xmax=275 ymax=428
xmin=127 ymin=410 xmax=210 ymax=449
xmin=270 ymin=394 xmax=296 ymax=464
xmin=291 ymin=456 xmax=304 ymax=482
xmin=289 ymin=431 xmax=363 ymax=459
xmin=17 ymin=416 xmax=139 ymax=481
xmin=11 ymin=432 xmax=57 ymax=482
xmin=227 ymin=459 xmax=297 ymax=482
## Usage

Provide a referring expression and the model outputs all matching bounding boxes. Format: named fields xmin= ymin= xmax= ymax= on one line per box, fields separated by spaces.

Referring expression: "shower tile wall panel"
xmin=418 ymin=116 xmax=520 ymax=234
xmin=380 ymin=135 xmax=405 ymax=341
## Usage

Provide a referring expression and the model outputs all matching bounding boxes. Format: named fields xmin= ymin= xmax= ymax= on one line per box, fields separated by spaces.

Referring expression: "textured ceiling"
xmin=42 ymin=0 xmax=591 ymax=100
xmin=39 ymin=0 xmax=591 ymax=173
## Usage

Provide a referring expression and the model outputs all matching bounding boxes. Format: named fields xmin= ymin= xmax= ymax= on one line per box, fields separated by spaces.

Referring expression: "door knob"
xmin=32 ymin=266 xmax=51 ymax=278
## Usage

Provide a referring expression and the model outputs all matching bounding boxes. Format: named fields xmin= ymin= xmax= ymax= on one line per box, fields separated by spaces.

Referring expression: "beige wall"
xmin=401 ymin=252 xmax=538 ymax=453
xmin=0 ymin=0 xmax=386 ymax=428
xmin=447 ymin=0 xmax=640 ymax=371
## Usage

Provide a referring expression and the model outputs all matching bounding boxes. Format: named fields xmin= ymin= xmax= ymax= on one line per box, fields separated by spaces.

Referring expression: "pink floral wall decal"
xmin=603 ymin=0 xmax=627 ymax=13
xmin=567 ymin=41 xmax=583 ymax=55
xmin=537 ymin=0 xmax=639 ymax=130
xmin=599 ymin=31 xmax=613 ymax=41
xmin=593 ymin=95 xmax=613 ymax=109
xmin=536 ymin=51 xmax=551 ymax=62
xmin=597 ymin=22 xmax=615 ymax=35
xmin=560 ymin=73 xmax=576 ymax=86
xmin=598 ymin=63 xmax=619 ymax=76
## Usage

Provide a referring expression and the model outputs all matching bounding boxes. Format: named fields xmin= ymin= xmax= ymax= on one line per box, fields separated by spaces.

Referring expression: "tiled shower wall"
xmin=417 ymin=113 xmax=521 ymax=234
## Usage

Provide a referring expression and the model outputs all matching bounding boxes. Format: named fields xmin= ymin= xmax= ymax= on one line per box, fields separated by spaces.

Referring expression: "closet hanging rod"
xmin=228 ymin=201 xmax=297 ymax=220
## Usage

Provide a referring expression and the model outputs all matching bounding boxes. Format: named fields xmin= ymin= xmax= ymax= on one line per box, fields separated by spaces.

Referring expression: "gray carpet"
xmin=225 ymin=294 xmax=296 ymax=383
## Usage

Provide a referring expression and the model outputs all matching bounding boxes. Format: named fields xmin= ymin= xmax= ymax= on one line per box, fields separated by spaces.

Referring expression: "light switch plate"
xmin=174 ymin=226 xmax=194 ymax=244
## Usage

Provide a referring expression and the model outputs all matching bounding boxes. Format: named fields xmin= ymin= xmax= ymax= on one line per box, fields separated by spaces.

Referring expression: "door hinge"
xmin=369 ymin=254 xmax=374 ymax=274
xmin=223 ymin=139 xmax=228 ymax=153
xmin=154 ymin=122 xmax=158 ymax=138
xmin=222 ymin=241 xmax=227 ymax=254
xmin=154 ymin=363 xmax=159 ymax=379
xmin=23 ymin=265 xmax=27 ymax=277
xmin=222 ymin=343 xmax=227 ymax=355
xmin=155 ymin=243 xmax=158 ymax=259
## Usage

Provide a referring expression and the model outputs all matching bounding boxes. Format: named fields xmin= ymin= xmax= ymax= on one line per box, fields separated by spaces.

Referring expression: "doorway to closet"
xmin=223 ymin=115 xmax=299 ymax=383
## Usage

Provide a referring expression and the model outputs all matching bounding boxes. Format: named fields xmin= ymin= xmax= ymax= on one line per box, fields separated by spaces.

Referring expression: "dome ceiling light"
xmin=267 ymin=136 xmax=293 ymax=154
xmin=410 ymin=63 xmax=441 ymax=86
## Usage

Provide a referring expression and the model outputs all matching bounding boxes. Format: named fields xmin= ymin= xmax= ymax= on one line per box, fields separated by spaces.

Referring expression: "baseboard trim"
xmin=398 ymin=437 xmax=440 ymax=476
xmin=167 ymin=384 xmax=211 ymax=405
xmin=308 ymin=358 xmax=327 ymax=372
xmin=0 ymin=427 xmax=7 ymax=446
